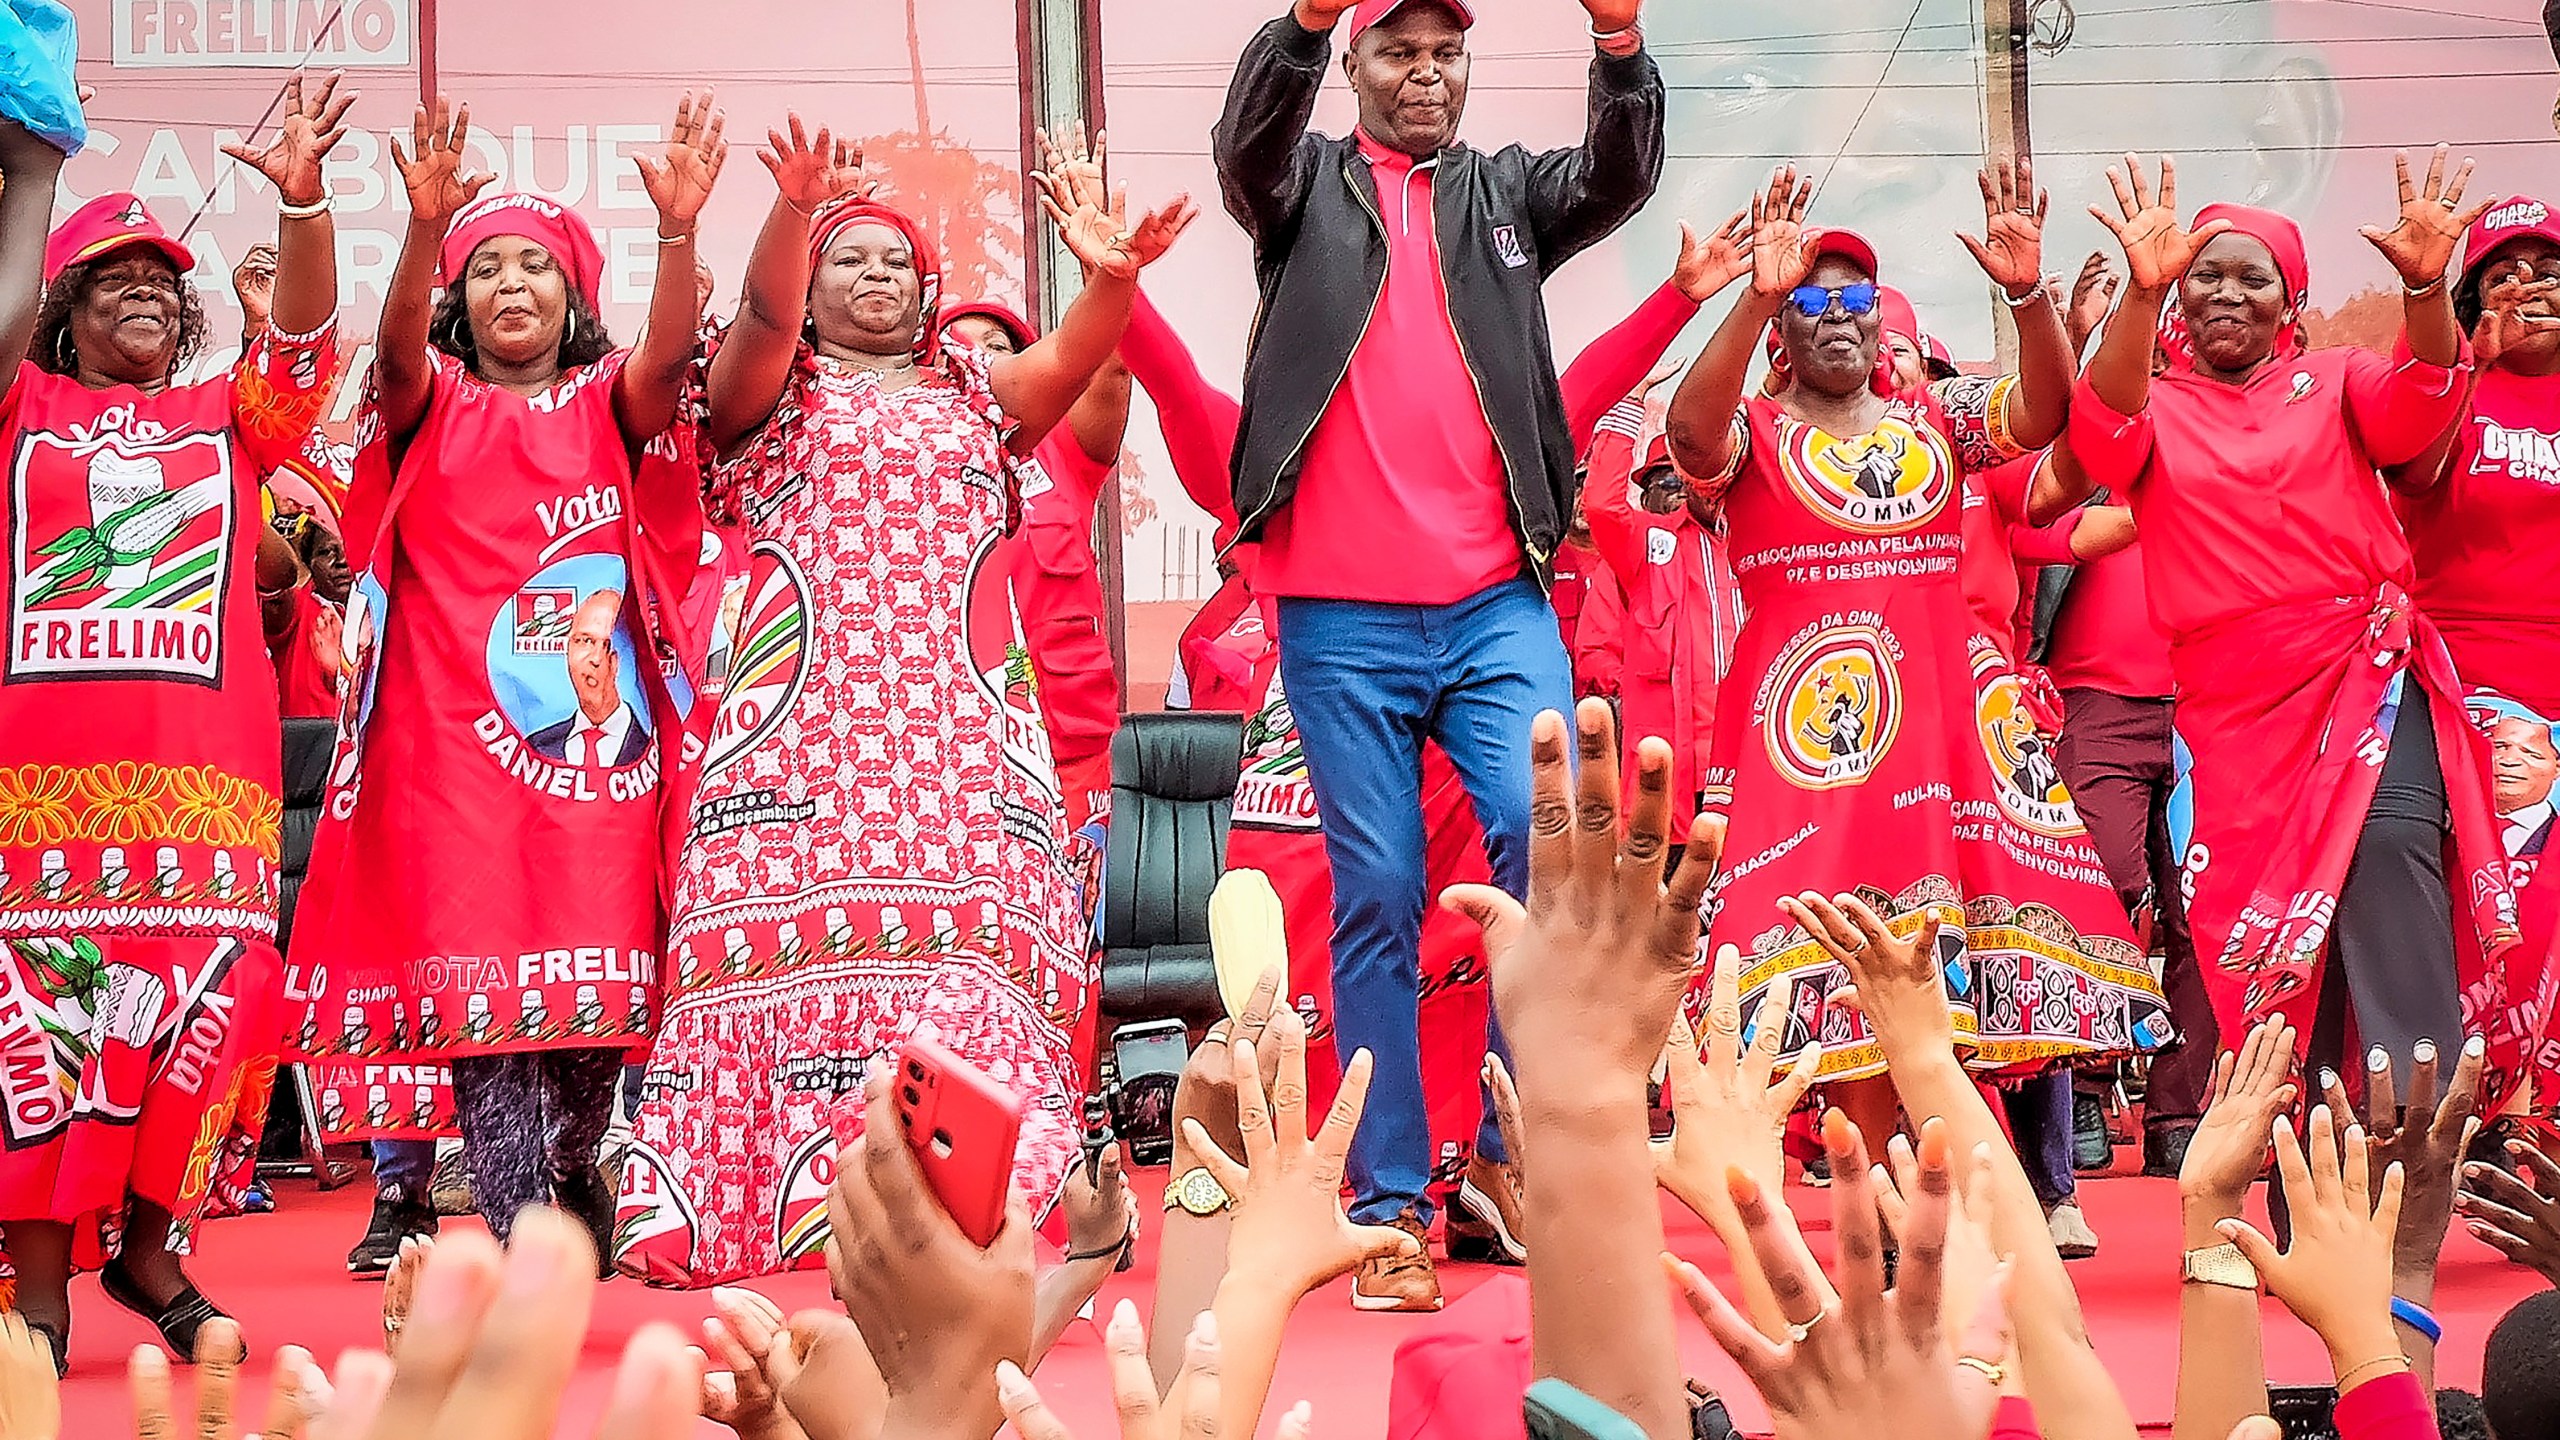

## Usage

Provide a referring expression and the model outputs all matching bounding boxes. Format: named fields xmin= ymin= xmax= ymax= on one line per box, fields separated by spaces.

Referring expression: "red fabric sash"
xmin=2175 ymin=585 xmax=2538 ymax=1108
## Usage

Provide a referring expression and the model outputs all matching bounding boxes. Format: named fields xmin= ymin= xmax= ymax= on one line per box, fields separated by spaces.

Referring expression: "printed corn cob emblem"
xmin=27 ymin=472 xmax=227 ymax=608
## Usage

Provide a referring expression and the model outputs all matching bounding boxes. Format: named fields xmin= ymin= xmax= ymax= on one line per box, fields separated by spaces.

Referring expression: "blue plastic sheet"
xmin=0 ymin=0 xmax=85 ymax=156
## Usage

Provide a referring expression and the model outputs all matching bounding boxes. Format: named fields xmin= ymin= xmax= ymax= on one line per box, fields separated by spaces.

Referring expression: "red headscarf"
xmin=809 ymin=197 xmax=943 ymax=363
xmin=437 ymin=192 xmax=605 ymax=305
xmin=938 ymin=298 xmax=1036 ymax=351
xmin=2159 ymin=203 xmax=2308 ymax=371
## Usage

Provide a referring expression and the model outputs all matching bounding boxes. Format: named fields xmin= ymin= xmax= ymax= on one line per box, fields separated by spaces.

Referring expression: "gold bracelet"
xmin=2333 ymin=1354 xmax=2411 ymax=1392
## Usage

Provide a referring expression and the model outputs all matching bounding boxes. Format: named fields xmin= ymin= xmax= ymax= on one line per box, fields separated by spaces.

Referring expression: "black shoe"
xmin=553 ymin=1165 xmax=618 ymax=1279
xmin=2141 ymin=1123 xmax=2195 ymax=1179
xmin=98 ymin=1260 xmax=230 ymax=1362
xmin=347 ymin=1184 xmax=438 ymax=1276
xmin=2071 ymin=1093 xmax=2114 ymax=1174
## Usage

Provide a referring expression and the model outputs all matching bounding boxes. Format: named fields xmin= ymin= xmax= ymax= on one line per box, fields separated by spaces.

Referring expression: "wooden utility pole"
xmin=1017 ymin=0 xmax=1125 ymax=708
xmin=1981 ymin=0 xmax=2031 ymax=369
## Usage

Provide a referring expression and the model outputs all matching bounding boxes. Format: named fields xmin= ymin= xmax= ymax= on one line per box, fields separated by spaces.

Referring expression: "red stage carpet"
xmin=52 ymin=1160 xmax=2546 ymax=1437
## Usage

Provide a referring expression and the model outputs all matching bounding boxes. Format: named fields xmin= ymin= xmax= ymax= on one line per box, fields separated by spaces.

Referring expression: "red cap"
xmin=1812 ymin=228 xmax=1879 ymax=280
xmin=1345 ymin=0 xmax=1475 ymax=43
xmin=46 ymin=193 xmax=194 ymax=284
xmin=1876 ymin=285 xmax=1922 ymax=347
xmin=1640 ymin=432 xmax=1674 ymax=476
xmin=2464 ymin=195 xmax=2560 ymax=282
xmin=1926 ymin=335 xmax=1954 ymax=366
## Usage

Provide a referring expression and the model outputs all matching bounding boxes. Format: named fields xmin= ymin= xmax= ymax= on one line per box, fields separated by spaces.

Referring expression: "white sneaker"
xmin=2046 ymin=1199 xmax=2100 ymax=1260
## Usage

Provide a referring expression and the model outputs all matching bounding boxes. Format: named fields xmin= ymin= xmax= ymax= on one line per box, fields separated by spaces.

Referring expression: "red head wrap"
xmin=437 ymin=192 xmax=605 ymax=305
xmin=2159 ymin=203 xmax=2308 ymax=371
xmin=937 ymin=298 xmax=1037 ymax=351
xmin=809 ymin=197 xmax=943 ymax=363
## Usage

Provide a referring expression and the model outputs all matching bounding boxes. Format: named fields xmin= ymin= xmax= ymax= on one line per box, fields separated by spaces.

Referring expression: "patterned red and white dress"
xmin=1693 ymin=379 xmax=2169 ymax=1079
xmin=618 ymin=343 xmax=1091 ymax=1287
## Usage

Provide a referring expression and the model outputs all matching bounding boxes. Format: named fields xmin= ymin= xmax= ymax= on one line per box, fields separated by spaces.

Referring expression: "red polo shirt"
xmin=1257 ymin=131 xmax=1518 ymax=604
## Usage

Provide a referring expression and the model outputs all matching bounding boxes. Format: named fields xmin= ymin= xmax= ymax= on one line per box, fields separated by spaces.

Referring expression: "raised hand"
xmin=1580 ymin=0 xmax=1643 ymax=35
xmin=1180 ymin=1027 xmax=1423 ymax=1300
xmin=127 ymin=1319 xmax=331 ymax=1440
xmin=0 ymin=1314 xmax=54 ymax=1440
xmin=1033 ymin=148 xmax=1196 ymax=282
xmin=382 ymin=1234 xmax=432 ymax=1355
xmin=1781 ymin=891 xmax=1958 ymax=1062
xmin=1876 ymin=1134 xmax=2003 ymax=1341
xmin=1958 ymin=156 xmax=2047 ymax=299
xmin=1669 ymin=1117 xmax=2009 ymax=1440
xmin=2066 ymin=250 xmax=2120 ymax=355
xmin=390 ymin=97 xmax=493 ymax=229
xmin=1060 ymin=1133 xmax=1138 ymax=1262
xmin=221 ymin=70 xmax=355 ymax=207
xmin=1674 ymin=210 xmax=1754 ymax=302
xmin=1653 ymin=952 xmax=1818 ymax=1219
xmin=2359 ymin=146 xmax=2488 ymax=289
xmin=760 ymin=113 xmax=864 ymax=216
xmin=993 ymin=1302 xmax=1314 ymax=1440
xmin=1035 ymin=123 xmax=1110 ymax=219
xmin=1639 ymin=353 xmax=1688 ymax=400
xmin=2180 ymin=1017 xmax=2300 ymax=1208
xmin=2316 ymin=1035 xmax=2483 ymax=1276
xmin=2458 ymin=1137 xmax=2560 ymax=1286
xmin=1289 ymin=0 xmax=1362 ymax=29
xmin=2473 ymin=268 xmax=2560 ymax=365
xmin=232 ymin=242 xmax=279 ymax=332
xmin=1445 ymin=702 xmax=1719 ymax=1089
xmin=2217 ymin=1109 xmax=2408 ymax=1386
xmin=1171 ymin=966 xmax=1289 ymax=1175
xmin=2089 ymin=153 xmax=2229 ymax=293
xmin=1746 ymin=167 xmax=1820 ymax=298
xmin=696 ymin=1287 xmax=809 ymax=1440
xmin=635 ymin=89 xmax=728 ymax=230
xmin=823 ymin=1072 xmax=1035 ymax=1437
xmin=773 ymin=1312 xmax=887 ymax=1440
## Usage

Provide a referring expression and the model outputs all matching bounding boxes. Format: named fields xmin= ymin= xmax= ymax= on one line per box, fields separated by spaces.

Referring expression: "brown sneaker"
xmin=1447 ymin=1156 xmax=1527 ymax=1264
xmin=1351 ymin=1207 xmax=1442 ymax=1312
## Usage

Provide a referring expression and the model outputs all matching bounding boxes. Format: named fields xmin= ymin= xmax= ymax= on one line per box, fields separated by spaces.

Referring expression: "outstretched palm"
xmin=1033 ymin=130 xmax=1195 ymax=281
xmin=2089 ymin=153 xmax=2224 ymax=292
xmin=1959 ymin=157 xmax=2045 ymax=296
xmin=637 ymin=89 xmax=727 ymax=227
xmin=222 ymin=69 xmax=356 ymax=205
xmin=391 ymin=96 xmax=492 ymax=227
xmin=1675 ymin=209 xmax=1753 ymax=302
xmin=1748 ymin=165 xmax=1818 ymax=297
xmin=761 ymin=112 xmax=864 ymax=214
xmin=2360 ymin=145 xmax=2487 ymax=288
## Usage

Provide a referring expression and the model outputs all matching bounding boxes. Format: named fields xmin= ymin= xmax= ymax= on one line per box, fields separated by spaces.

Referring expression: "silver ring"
xmin=383 ymin=1316 xmax=405 ymax=1334
xmin=2439 ymin=197 xmax=2461 ymax=210
xmin=1785 ymin=1311 xmax=1827 ymax=1344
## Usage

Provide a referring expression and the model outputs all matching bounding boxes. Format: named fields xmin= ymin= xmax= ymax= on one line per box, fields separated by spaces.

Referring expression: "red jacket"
xmin=1574 ymin=562 xmax=1626 ymax=700
xmin=1584 ymin=402 xmax=1743 ymax=824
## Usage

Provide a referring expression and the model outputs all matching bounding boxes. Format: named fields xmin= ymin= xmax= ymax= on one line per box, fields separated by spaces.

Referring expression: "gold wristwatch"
xmin=1164 ymin=1167 xmax=1233 ymax=1216
xmin=2180 ymin=1242 xmax=2259 ymax=1290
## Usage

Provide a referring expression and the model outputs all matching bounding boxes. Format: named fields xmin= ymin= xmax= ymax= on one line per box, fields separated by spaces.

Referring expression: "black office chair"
xmin=1094 ymin=711 xmax=1243 ymax=1161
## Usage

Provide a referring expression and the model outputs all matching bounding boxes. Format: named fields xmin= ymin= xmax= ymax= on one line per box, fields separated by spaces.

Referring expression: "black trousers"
xmin=2306 ymin=686 xmax=2465 ymax=1092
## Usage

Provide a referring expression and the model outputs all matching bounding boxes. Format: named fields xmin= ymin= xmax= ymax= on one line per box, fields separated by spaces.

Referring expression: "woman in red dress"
xmin=0 ymin=74 xmax=349 ymax=1366
xmin=615 ymin=127 xmax=1191 ymax=1286
xmin=2393 ymin=194 xmax=2560 ymax=1109
xmin=2067 ymin=151 xmax=2536 ymax=1106
xmin=1663 ymin=161 xmax=2166 ymax=1147
xmin=293 ymin=93 xmax=723 ymax=1257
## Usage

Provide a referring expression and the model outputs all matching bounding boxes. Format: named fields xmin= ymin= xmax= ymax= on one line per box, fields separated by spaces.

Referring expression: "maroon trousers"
xmin=2053 ymin=687 xmax=2219 ymax=1128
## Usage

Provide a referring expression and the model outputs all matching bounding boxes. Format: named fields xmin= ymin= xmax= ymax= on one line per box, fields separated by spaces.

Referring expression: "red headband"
xmin=438 ymin=192 xmax=605 ymax=305
xmin=810 ymin=197 xmax=944 ymax=363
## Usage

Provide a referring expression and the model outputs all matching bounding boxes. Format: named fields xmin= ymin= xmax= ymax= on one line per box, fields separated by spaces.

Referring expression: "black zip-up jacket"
xmin=1211 ymin=16 xmax=1665 ymax=587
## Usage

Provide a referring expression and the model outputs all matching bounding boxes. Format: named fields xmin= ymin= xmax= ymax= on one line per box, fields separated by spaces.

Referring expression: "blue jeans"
xmin=373 ymin=1138 xmax=435 ymax=1197
xmin=1277 ymin=575 xmax=1572 ymax=1226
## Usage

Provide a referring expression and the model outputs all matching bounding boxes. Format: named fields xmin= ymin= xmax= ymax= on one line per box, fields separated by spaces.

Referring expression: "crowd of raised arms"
xmin=8 ymin=0 xmax=2560 ymax=1435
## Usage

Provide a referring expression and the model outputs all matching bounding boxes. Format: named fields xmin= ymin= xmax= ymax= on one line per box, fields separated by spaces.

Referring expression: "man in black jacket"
xmin=1210 ymin=0 xmax=1663 ymax=1312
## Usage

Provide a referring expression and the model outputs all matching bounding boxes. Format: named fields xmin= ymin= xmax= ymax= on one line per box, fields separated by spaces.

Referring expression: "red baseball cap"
xmin=2464 ymin=195 xmax=2560 ymax=282
xmin=1641 ymin=431 xmax=1675 ymax=476
xmin=46 ymin=193 xmax=194 ymax=284
xmin=1811 ymin=228 xmax=1880 ymax=281
xmin=1345 ymin=0 xmax=1475 ymax=43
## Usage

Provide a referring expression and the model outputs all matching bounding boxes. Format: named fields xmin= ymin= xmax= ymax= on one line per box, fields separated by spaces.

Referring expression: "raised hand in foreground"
xmin=2217 ymin=1108 xmax=2411 ymax=1397
xmin=696 ymin=1286 xmax=809 ymax=1440
xmin=2459 ymin=1136 xmax=2560 ymax=1287
xmin=0 ymin=1315 xmax=53 ymax=1440
xmin=128 ymin=1319 xmax=329 ymax=1440
xmin=1670 ymin=1116 xmax=2013 ymax=1440
xmin=823 ymin=1071 xmax=1035 ymax=1440
xmin=995 ymin=1302 xmax=1312 ymax=1440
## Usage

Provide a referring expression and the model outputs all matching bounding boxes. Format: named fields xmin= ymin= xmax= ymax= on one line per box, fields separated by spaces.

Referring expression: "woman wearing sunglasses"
xmin=1661 ymin=160 xmax=2167 ymax=1154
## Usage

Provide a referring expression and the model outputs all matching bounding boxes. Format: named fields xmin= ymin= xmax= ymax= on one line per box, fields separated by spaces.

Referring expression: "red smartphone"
xmin=892 ymin=1037 xmax=1024 ymax=1248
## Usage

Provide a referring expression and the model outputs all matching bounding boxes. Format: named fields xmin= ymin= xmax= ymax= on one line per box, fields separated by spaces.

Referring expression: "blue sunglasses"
xmin=1784 ymin=282 xmax=1880 ymax=318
